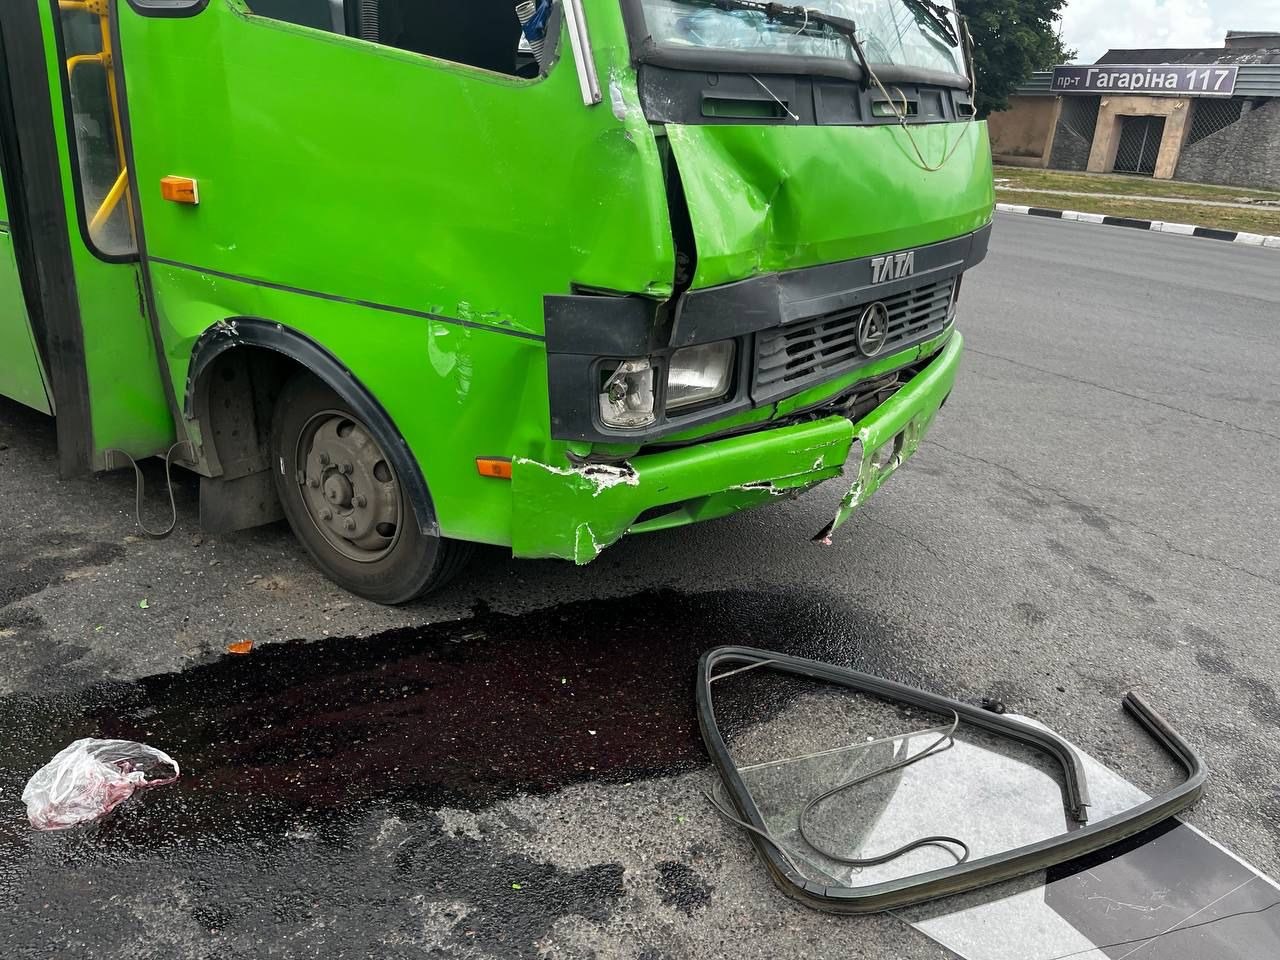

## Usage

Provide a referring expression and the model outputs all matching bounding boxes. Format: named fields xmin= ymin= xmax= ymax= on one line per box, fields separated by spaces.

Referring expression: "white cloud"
xmin=1058 ymin=0 xmax=1276 ymax=63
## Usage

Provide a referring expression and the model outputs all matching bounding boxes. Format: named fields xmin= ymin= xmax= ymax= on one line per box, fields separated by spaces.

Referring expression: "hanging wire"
xmin=704 ymin=677 xmax=971 ymax=879
xmin=860 ymin=55 xmax=976 ymax=172
xmin=750 ymin=75 xmax=801 ymax=121
xmin=104 ymin=439 xmax=193 ymax=539
xmin=810 ymin=4 xmax=978 ymax=172
xmin=795 ymin=711 xmax=970 ymax=866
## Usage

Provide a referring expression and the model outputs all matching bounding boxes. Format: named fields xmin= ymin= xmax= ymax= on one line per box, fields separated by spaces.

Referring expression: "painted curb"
xmin=995 ymin=203 xmax=1280 ymax=249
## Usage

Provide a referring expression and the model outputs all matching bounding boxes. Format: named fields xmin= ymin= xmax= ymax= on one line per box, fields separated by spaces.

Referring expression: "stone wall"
xmin=1175 ymin=99 xmax=1280 ymax=190
xmin=988 ymin=95 xmax=1058 ymax=163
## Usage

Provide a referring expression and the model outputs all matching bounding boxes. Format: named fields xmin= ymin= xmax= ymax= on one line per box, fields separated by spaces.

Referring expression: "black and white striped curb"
xmin=996 ymin=202 xmax=1280 ymax=249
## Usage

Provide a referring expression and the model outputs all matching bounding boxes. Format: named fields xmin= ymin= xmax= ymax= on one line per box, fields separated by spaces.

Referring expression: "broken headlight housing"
xmin=599 ymin=359 xmax=657 ymax=428
xmin=666 ymin=340 xmax=734 ymax=411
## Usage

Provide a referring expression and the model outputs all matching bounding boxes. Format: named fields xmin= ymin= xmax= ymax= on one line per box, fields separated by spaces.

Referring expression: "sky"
xmin=1058 ymin=0 xmax=1277 ymax=63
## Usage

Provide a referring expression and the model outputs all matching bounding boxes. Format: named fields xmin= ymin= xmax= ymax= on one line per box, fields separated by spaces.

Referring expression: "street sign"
xmin=1050 ymin=64 xmax=1239 ymax=97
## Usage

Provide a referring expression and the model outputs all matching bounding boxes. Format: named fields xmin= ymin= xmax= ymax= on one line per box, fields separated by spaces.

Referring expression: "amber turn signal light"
xmin=160 ymin=175 xmax=199 ymax=204
xmin=476 ymin=457 xmax=512 ymax=479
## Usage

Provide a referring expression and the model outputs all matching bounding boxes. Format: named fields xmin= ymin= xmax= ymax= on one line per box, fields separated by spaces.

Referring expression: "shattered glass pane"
xmin=716 ymin=674 xmax=1074 ymax=887
xmin=739 ymin=730 xmax=1073 ymax=887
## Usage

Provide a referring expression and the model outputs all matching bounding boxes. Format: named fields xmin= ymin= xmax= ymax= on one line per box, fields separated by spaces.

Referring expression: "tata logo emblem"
xmin=856 ymin=302 xmax=890 ymax=357
xmin=870 ymin=250 xmax=915 ymax=284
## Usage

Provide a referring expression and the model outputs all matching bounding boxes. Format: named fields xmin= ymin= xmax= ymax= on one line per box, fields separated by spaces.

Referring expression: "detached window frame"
xmin=697 ymin=646 xmax=1207 ymax=914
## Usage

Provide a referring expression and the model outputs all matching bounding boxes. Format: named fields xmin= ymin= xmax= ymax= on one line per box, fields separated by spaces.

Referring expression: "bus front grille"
xmin=754 ymin=276 xmax=956 ymax=394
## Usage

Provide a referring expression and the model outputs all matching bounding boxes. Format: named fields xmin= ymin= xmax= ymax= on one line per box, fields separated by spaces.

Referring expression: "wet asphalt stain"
xmin=0 ymin=609 xmax=89 ymax=682
xmin=1012 ymin=601 xmax=1048 ymax=627
xmin=0 ymin=533 xmax=125 ymax=608
xmin=0 ymin=588 xmax=912 ymax=845
xmin=394 ymin=820 xmax=626 ymax=958
xmin=1195 ymin=647 xmax=1280 ymax=723
xmin=1082 ymin=563 xmax=1156 ymax=605
xmin=0 ymin=588 xmax=914 ymax=958
xmin=655 ymin=861 xmax=713 ymax=916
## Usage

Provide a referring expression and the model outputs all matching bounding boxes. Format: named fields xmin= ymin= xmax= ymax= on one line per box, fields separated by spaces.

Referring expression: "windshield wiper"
xmin=898 ymin=0 xmax=959 ymax=48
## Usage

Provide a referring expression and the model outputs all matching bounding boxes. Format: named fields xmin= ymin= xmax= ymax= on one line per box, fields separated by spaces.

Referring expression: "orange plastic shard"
xmin=226 ymin=640 xmax=254 ymax=655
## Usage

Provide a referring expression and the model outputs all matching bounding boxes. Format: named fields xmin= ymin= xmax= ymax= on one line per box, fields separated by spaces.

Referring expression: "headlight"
xmin=599 ymin=359 xmax=657 ymax=428
xmin=666 ymin=341 xmax=734 ymax=411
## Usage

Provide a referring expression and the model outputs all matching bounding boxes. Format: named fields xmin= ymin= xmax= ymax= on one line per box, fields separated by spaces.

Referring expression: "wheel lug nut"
xmin=353 ymin=494 xmax=367 ymax=508
xmin=320 ymin=508 xmax=333 ymax=521
xmin=344 ymin=517 xmax=356 ymax=532
xmin=308 ymin=476 xmax=320 ymax=488
xmin=340 ymin=462 xmax=353 ymax=475
xmin=319 ymin=452 xmax=330 ymax=466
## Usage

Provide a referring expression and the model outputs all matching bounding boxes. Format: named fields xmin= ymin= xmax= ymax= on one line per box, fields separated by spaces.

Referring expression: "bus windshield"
xmin=635 ymin=0 xmax=966 ymax=78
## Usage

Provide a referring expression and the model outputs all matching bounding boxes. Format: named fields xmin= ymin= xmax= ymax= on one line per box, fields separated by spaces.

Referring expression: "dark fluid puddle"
xmin=1 ymin=588 xmax=913 ymax=847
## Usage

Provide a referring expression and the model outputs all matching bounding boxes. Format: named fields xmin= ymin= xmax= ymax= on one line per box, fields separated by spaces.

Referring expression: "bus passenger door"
xmin=0 ymin=0 xmax=177 ymax=472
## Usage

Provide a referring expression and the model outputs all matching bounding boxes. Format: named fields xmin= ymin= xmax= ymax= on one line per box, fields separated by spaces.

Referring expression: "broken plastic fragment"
xmin=812 ymin=477 xmax=867 ymax=544
xmin=227 ymin=640 xmax=254 ymax=655
xmin=609 ymin=77 xmax=627 ymax=121
xmin=22 ymin=738 xmax=180 ymax=831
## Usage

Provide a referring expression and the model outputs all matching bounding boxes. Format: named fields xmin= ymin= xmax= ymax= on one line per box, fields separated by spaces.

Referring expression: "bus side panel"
xmin=0 ymin=229 xmax=52 ymax=414
xmin=148 ymin=261 xmax=548 ymax=544
xmin=116 ymin=3 xmax=675 ymax=545
xmin=73 ymin=264 xmax=176 ymax=460
xmin=0 ymin=9 xmax=55 ymax=416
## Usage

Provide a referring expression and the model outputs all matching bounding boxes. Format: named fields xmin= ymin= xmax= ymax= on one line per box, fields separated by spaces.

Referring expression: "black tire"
xmin=270 ymin=374 xmax=472 ymax=604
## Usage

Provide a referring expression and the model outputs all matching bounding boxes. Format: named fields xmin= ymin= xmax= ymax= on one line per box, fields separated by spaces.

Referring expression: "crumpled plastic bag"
xmin=22 ymin=738 xmax=180 ymax=831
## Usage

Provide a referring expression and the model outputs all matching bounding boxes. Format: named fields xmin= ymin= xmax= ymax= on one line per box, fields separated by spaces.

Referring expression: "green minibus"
xmin=0 ymin=0 xmax=992 ymax=601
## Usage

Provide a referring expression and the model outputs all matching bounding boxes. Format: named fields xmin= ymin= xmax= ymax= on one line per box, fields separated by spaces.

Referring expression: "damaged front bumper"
xmin=510 ymin=332 xmax=963 ymax=563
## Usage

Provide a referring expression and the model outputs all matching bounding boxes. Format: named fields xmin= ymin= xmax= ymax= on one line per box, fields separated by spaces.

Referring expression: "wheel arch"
xmin=186 ymin=317 xmax=439 ymax=536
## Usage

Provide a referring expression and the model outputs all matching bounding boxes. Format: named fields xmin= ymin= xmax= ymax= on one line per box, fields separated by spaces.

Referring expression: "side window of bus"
xmin=53 ymin=1 xmax=138 ymax=258
xmin=246 ymin=0 xmax=549 ymax=79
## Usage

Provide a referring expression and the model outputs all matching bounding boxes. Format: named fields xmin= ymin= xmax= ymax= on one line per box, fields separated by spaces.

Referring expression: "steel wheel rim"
xmin=294 ymin=409 xmax=403 ymax=563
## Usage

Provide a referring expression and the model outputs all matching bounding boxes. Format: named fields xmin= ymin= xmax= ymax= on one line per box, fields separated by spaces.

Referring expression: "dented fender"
xmin=665 ymin=123 xmax=994 ymax=288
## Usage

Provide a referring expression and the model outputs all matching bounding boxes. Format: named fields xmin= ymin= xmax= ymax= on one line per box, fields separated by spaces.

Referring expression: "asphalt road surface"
xmin=1 ymin=213 xmax=1278 ymax=959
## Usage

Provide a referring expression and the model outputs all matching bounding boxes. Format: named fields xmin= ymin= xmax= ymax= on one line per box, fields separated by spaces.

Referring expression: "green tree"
xmin=957 ymin=0 xmax=1075 ymax=116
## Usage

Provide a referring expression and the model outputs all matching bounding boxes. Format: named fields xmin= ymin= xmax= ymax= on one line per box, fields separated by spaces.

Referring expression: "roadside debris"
xmin=697 ymin=647 xmax=1206 ymax=913
xmin=22 ymin=738 xmax=180 ymax=830
xmin=227 ymin=640 xmax=254 ymax=655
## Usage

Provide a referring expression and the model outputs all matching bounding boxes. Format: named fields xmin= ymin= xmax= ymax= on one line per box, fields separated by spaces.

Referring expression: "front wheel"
xmin=270 ymin=374 xmax=471 ymax=604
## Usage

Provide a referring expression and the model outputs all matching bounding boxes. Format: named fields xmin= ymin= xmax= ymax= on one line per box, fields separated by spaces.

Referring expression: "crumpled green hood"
xmin=665 ymin=120 xmax=994 ymax=288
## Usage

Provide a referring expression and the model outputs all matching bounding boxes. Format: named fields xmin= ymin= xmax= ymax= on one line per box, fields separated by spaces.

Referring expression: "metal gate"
xmin=1113 ymin=116 xmax=1165 ymax=175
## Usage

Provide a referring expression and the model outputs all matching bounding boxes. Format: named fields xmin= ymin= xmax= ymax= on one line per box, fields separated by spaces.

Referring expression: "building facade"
xmin=989 ymin=31 xmax=1280 ymax=189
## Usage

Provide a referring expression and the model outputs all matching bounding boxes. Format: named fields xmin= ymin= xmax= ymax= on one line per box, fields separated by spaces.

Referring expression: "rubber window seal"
xmin=697 ymin=646 xmax=1207 ymax=913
